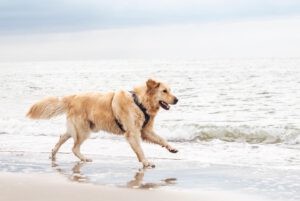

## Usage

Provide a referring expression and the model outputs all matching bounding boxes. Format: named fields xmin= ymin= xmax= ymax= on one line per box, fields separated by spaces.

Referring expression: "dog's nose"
xmin=173 ymin=97 xmax=178 ymax=104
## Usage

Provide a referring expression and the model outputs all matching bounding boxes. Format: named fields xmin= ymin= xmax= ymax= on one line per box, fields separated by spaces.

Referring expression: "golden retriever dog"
xmin=26 ymin=79 xmax=178 ymax=168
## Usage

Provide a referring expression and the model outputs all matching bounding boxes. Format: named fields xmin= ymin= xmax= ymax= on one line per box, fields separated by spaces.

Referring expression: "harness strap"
xmin=115 ymin=118 xmax=125 ymax=132
xmin=115 ymin=91 xmax=150 ymax=132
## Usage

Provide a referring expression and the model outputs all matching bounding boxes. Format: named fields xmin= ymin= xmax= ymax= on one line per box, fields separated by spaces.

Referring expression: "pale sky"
xmin=0 ymin=0 xmax=299 ymax=61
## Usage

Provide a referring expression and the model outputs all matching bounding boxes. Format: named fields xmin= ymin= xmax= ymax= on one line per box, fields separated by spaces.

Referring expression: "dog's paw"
xmin=166 ymin=146 xmax=178 ymax=153
xmin=142 ymin=160 xmax=155 ymax=168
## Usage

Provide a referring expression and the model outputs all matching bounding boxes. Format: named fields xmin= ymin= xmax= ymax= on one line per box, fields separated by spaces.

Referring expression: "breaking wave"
xmin=1 ymin=118 xmax=300 ymax=145
xmin=160 ymin=123 xmax=300 ymax=145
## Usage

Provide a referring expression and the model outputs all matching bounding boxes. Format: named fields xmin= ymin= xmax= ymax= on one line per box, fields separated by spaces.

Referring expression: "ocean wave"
xmin=159 ymin=124 xmax=300 ymax=144
xmin=1 ymin=118 xmax=300 ymax=145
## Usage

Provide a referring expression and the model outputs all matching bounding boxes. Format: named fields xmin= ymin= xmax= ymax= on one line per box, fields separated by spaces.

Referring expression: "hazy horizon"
xmin=0 ymin=0 xmax=299 ymax=61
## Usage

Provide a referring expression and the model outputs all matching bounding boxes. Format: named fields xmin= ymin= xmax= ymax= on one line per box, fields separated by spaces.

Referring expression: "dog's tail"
xmin=26 ymin=97 xmax=67 ymax=119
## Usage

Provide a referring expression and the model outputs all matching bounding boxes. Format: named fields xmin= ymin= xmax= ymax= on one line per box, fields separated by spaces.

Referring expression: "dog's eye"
xmin=163 ymin=89 xmax=168 ymax=93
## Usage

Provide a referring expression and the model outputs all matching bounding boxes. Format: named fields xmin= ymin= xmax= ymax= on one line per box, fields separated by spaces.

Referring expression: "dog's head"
xmin=146 ymin=79 xmax=178 ymax=110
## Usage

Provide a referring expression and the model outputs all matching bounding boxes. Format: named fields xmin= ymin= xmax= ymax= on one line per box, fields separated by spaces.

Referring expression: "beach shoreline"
xmin=0 ymin=172 xmax=268 ymax=201
xmin=0 ymin=149 xmax=298 ymax=201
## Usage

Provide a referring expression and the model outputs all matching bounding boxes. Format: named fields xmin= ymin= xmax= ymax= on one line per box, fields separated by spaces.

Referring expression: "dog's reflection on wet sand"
xmin=52 ymin=161 xmax=88 ymax=183
xmin=126 ymin=169 xmax=177 ymax=189
xmin=52 ymin=161 xmax=177 ymax=189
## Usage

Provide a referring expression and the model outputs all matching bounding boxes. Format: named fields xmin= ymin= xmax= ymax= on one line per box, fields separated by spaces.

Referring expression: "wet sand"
xmin=0 ymin=172 xmax=194 ymax=201
xmin=0 ymin=151 xmax=283 ymax=201
xmin=0 ymin=172 xmax=266 ymax=201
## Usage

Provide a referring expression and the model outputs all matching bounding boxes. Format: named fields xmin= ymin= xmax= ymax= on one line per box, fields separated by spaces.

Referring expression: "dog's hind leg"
xmin=72 ymin=135 xmax=91 ymax=162
xmin=67 ymin=118 xmax=92 ymax=162
xmin=51 ymin=132 xmax=71 ymax=160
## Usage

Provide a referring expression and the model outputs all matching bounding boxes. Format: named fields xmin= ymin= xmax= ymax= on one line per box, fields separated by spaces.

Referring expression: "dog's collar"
xmin=115 ymin=91 xmax=150 ymax=133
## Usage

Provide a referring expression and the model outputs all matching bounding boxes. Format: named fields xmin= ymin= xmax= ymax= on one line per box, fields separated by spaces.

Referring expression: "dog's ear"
xmin=146 ymin=79 xmax=160 ymax=90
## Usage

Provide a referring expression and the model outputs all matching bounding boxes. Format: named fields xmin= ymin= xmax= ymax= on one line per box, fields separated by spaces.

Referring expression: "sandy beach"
xmin=0 ymin=150 xmax=291 ymax=201
xmin=0 ymin=172 xmax=194 ymax=201
xmin=0 ymin=172 xmax=267 ymax=201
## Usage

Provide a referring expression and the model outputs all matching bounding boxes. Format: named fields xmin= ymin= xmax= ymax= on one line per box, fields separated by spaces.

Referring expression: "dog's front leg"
xmin=142 ymin=130 xmax=178 ymax=153
xmin=125 ymin=131 xmax=155 ymax=168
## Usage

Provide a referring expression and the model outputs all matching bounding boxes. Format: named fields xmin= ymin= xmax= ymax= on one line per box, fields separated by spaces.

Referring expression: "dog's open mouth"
xmin=159 ymin=101 xmax=170 ymax=110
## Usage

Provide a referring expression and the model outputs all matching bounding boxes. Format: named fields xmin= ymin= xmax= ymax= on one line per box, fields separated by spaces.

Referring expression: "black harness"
xmin=115 ymin=91 xmax=150 ymax=132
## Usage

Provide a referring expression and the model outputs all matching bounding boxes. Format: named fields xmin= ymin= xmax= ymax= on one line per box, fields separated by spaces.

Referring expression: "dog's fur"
xmin=26 ymin=79 xmax=178 ymax=168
